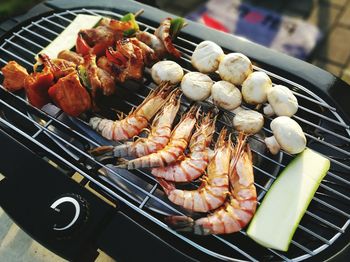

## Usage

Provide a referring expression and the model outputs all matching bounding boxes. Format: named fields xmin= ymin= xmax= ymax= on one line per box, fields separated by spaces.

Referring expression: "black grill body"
xmin=0 ymin=0 xmax=349 ymax=261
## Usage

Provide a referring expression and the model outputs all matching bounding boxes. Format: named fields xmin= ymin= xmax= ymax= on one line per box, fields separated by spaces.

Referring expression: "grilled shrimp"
xmin=89 ymin=82 xmax=173 ymax=141
xmin=157 ymin=128 xmax=231 ymax=212
xmin=152 ymin=112 xmax=216 ymax=182
xmin=154 ymin=18 xmax=181 ymax=58
xmin=130 ymin=38 xmax=158 ymax=66
xmin=117 ymin=106 xmax=198 ymax=169
xmin=58 ymin=50 xmax=84 ymax=65
xmin=166 ymin=136 xmax=257 ymax=235
xmin=135 ymin=31 xmax=166 ymax=59
xmin=91 ymin=90 xmax=181 ymax=158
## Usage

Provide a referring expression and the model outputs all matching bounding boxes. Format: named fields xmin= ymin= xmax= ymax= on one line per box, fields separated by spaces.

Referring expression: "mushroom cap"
xmin=151 ymin=60 xmax=184 ymax=85
xmin=218 ymin=53 xmax=253 ymax=85
xmin=267 ymin=85 xmax=298 ymax=117
xmin=270 ymin=116 xmax=306 ymax=154
xmin=211 ymin=81 xmax=242 ymax=110
xmin=242 ymin=71 xmax=272 ymax=104
xmin=191 ymin=41 xmax=224 ymax=73
xmin=181 ymin=72 xmax=213 ymax=101
xmin=233 ymin=109 xmax=264 ymax=134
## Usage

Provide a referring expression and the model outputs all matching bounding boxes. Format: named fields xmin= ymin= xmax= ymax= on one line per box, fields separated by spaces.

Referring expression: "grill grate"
xmin=0 ymin=8 xmax=349 ymax=261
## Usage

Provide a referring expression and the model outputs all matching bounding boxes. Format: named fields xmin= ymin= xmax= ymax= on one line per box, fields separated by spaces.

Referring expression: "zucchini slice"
xmin=38 ymin=14 xmax=101 ymax=59
xmin=247 ymin=148 xmax=330 ymax=251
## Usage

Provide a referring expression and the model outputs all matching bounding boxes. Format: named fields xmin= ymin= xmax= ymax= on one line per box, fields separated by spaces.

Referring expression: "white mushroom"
xmin=242 ymin=71 xmax=272 ymax=104
xmin=181 ymin=72 xmax=213 ymax=101
xmin=151 ymin=60 xmax=184 ymax=85
xmin=265 ymin=116 xmax=306 ymax=154
xmin=263 ymin=85 xmax=298 ymax=117
xmin=211 ymin=81 xmax=242 ymax=110
xmin=233 ymin=109 xmax=264 ymax=134
xmin=231 ymin=106 xmax=244 ymax=114
xmin=191 ymin=40 xmax=224 ymax=73
xmin=218 ymin=53 xmax=253 ymax=85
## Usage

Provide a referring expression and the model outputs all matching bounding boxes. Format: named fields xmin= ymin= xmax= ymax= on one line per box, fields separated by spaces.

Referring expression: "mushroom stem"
xmin=265 ymin=136 xmax=281 ymax=155
xmin=263 ymin=104 xmax=274 ymax=116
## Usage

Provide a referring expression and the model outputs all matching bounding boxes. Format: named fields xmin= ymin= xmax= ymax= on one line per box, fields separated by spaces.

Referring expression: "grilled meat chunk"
xmin=48 ymin=72 xmax=91 ymax=116
xmin=82 ymin=54 xmax=116 ymax=98
xmin=24 ymin=66 xmax=54 ymax=108
xmin=1 ymin=61 xmax=29 ymax=91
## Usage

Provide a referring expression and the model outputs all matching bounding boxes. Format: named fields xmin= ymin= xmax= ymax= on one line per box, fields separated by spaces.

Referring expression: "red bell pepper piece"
xmin=76 ymin=33 xmax=114 ymax=57
xmin=48 ymin=72 xmax=91 ymax=117
xmin=76 ymin=33 xmax=91 ymax=56
xmin=92 ymin=42 xmax=112 ymax=57
xmin=24 ymin=67 xmax=54 ymax=108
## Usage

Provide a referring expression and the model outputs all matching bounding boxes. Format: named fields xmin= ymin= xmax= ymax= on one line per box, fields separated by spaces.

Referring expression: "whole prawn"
xmin=166 ymin=136 xmax=257 ymax=235
xmin=117 ymin=105 xmax=198 ymax=170
xmin=90 ymin=90 xmax=181 ymax=158
xmin=89 ymin=82 xmax=173 ymax=141
xmin=154 ymin=18 xmax=181 ymax=58
xmin=152 ymin=112 xmax=216 ymax=182
xmin=157 ymin=128 xmax=231 ymax=213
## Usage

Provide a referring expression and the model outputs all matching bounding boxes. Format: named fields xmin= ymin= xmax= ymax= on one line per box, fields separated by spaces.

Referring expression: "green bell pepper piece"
xmin=121 ymin=13 xmax=139 ymax=37
xmin=170 ymin=17 xmax=185 ymax=39
xmin=77 ymin=65 xmax=91 ymax=92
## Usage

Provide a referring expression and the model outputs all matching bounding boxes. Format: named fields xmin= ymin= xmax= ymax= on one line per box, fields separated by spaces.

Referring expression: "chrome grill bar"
xmin=13 ymin=32 xmax=45 ymax=49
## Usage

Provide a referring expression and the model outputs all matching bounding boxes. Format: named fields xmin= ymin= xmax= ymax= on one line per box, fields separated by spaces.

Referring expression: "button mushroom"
xmin=218 ymin=53 xmax=253 ymax=85
xmin=265 ymin=116 xmax=306 ymax=155
xmin=233 ymin=109 xmax=264 ymax=135
xmin=191 ymin=40 xmax=224 ymax=73
xmin=242 ymin=71 xmax=272 ymax=105
xmin=181 ymin=72 xmax=213 ymax=101
xmin=211 ymin=81 xmax=242 ymax=110
xmin=151 ymin=60 xmax=184 ymax=85
xmin=263 ymin=85 xmax=298 ymax=117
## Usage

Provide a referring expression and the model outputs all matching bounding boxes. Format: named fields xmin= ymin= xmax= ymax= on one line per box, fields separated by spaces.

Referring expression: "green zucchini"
xmin=38 ymin=14 xmax=101 ymax=59
xmin=247 ymin=148 xmax=330 ymax=251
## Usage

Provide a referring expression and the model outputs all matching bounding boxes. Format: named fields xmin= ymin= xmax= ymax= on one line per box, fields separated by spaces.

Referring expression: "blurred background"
xmin=1 ymin=0 xmax=350 ymax=83
xmin=0 ymin=0 xmax=350 ymax=261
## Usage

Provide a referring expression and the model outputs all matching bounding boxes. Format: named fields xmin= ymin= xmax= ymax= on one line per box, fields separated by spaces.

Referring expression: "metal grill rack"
xmin=0 ymin=8 xmax=349 ymax=261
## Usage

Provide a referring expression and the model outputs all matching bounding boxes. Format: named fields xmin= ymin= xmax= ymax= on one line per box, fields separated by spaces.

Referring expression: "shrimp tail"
xmin=165 ymin=216 xmax=211 ymax=235
xmin=165 ymin=216 xmax=194 ymax=232
xmin=90 ymin=142 xmax=135 ymax=159
xmin=157 ymin=178 xmax=175 ymax=195
xmin=115 ymin=158 xmax=128 ymax=169
xmin=90 ymin=145 xmax=114 ymax=157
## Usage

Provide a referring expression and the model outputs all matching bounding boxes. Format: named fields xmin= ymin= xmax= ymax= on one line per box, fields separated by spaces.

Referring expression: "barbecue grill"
xmin=0 ymin=0 xmax=349 ymax=261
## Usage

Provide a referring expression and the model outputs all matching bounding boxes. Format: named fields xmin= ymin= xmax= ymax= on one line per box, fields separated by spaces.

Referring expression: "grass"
xmin=0 ymin=0 xmax=42 ymax=22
